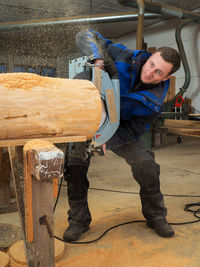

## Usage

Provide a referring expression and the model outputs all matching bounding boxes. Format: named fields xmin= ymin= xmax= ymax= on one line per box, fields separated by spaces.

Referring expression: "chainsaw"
xmin=68 ymin=56 xmax=120 ymax=155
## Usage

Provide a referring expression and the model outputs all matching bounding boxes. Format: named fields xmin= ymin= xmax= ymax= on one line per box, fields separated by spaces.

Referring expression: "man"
xmin=63 ymin=29 xmax=181 ymax=242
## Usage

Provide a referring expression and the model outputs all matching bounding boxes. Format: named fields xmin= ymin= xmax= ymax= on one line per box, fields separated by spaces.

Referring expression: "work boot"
xmin=147 ymin=219 xmax=175 ymax=238
xmin=63 ymin=197 xmax=91 ymax=241
xmin=63 ymin=224 xmax=89 ymax=241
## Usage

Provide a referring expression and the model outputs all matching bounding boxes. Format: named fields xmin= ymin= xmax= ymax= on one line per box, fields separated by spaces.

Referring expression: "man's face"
xmin=140 ymin=52 xmax=173 ymax=84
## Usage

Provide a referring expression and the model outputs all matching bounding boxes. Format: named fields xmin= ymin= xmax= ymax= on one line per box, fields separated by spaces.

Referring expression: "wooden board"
xmin=0 ymin=149 xmax=11 ymax=207
xmin=0 ymin=135 xmax=86 ymax=147
xmin=164 ymin=119 xmax=200 ymax=137
xmin=0 ymin=73 xmax=101 ymax=141
xmin=147 ymin=47 xmax=156 ymax=53
xmin=164 ymin=76 xmax=176 ymax=102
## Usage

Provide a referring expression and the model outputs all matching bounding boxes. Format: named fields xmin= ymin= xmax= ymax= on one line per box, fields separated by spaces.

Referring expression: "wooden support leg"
xmin=8 ymin=146 xmax=34 ymax=266
xmin=23 ymin=139 xmax=64 ymax=267
xmin=0 ymin=148 xmax=17 ymax=214
xmin=0 ymin=148 xmax=10 ymax=208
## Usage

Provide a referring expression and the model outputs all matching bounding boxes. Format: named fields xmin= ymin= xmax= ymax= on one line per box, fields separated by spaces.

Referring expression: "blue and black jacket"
xmin=76 ymin=29 xmax=170 ymax=146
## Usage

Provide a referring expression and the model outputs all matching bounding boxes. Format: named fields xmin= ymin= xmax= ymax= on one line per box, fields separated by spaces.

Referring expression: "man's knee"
xmin=64 ymin=143 xmax=91 ymax=200
xmin=131 ymin=159 xmax=160 ymax=189
xmin=64 ymin=157 xmax=90 ymax=181
xmin=65 ymin=162 xmax=90 ymax=200
xmin=64 ymin=142 xmax=91 ymax=182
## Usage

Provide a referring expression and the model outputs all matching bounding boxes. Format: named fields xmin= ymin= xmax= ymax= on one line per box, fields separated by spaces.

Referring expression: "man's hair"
xmin=155 ymin=47 xmax=181 ymax=75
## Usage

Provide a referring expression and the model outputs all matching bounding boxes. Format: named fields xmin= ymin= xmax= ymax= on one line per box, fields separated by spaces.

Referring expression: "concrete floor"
xmin=1 ymin=135 xmax=200 ymax=266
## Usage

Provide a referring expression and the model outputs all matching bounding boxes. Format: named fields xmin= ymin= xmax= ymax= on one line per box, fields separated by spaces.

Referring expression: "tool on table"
xmin=175 ymin=94 xmax=184 ymax=120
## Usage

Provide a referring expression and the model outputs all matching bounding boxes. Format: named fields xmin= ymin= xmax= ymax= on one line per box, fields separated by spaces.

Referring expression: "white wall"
xmin=114 ymin=18 xmax=200 ymax=114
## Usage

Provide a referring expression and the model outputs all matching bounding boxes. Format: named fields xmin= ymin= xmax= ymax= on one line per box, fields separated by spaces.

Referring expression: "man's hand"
xmin=94 ymin=59 xmax=104 ymax=70
xmin=102 ymin=143 xmax=106 ymax=156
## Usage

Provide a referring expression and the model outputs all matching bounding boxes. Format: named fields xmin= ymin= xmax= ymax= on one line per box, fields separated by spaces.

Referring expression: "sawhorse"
xmin=0 ymin=135 xmax=86 ymax=267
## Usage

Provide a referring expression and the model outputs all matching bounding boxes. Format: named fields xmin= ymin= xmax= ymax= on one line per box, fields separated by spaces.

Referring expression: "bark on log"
xmin=0 ymin=73 xmax=102 ymax=140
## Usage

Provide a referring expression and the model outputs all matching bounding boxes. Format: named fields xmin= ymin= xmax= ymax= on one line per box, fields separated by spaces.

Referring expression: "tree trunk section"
xmin=0 ymin=73 xmax=101 ymax=140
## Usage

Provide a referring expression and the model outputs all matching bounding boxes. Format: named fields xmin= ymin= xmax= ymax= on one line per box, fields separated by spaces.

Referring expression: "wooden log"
xmin=9 ymin=238 xmax=65 ymax=267
xmin=0 ymin=251 xmax=9 ymax=267
xmin=163 ymin=119 xmax=200 ymax=137
xmin=0 ymin=73 xmax=101 ymax=141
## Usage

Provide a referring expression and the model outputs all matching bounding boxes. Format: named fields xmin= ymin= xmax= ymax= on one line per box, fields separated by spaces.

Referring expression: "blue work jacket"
xmin=76 ymin=29 xmax=170 ymax=145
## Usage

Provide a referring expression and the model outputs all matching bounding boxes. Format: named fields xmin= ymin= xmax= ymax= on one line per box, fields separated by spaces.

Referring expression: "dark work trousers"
xmin=64 ymin=143 xmax=92 ymax=228
xmin=109 ymin=140 xmax=167 ymax=222
xmin=64 ymin=140 xmax=167 ymax=228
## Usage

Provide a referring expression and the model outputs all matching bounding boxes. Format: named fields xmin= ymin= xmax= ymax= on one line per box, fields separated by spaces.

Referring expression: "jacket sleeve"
xmin=76 ymin=29 xmax=112 ymax=61
xmin=76 ymin=29 xmax=132 ymax=63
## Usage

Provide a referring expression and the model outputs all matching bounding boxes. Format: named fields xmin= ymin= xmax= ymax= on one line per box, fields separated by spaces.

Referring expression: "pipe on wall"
xmin=117 ymin=0 xmax=200 ymax=21
xmin=170 ymin=19 xmax=194 ymax=102
xmin=136 ymin=0 xmax=145 ymax=50
xmin=0 ymin=12 xmax=161 ymax=32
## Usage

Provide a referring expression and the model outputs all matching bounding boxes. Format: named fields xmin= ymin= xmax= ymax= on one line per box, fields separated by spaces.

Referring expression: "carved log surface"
xmin=0 ymin=73 xmax=102 ymax=140
xmin=0 ymin=251 xmax=9 ymax=267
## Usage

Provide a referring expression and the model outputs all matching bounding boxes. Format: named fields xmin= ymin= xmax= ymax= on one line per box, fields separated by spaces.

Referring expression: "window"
xmin=0 ymin=64 xmax=7 ymax=73
xmin=41 ymin=67 xmax=56 ymax=77
xmin=13 ymin=66 xmax=26 ymax=72
xmin=27 ymin=67 xmax=41 ymax=75
xmin=13 ymin=65 xmax=56 ymax=77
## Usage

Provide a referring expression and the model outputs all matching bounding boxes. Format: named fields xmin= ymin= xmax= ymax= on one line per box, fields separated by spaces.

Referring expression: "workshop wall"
xmin=0 ymin=27 xmax=82 ymax=78
xmin=0 ymin=52 xmax=78 ymax=78
xmin=114 ymin=18 xmax=200 ymax=114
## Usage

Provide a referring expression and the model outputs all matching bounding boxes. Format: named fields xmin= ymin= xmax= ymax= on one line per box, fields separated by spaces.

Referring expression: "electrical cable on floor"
xmin=55 ymin=219 xmax=146 ymax=244
xmin=90 ymin=187 xmax=200 ymax=198
xmin=58 ymin=183 xmax=200 ymax=198
xmin=53 ymin=176 xmax=64 ymax=212
xmin=54 ymin=178 xmax=200 ymax=244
